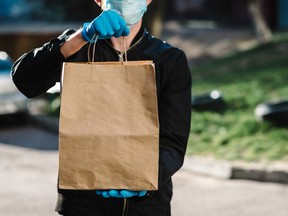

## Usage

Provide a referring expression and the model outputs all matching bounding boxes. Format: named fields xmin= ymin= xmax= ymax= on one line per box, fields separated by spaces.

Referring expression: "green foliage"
xmin=189 ymin=33 xmax=288 ymax=162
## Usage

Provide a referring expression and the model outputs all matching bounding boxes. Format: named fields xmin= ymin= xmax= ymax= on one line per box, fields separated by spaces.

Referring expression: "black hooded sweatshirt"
xmin=11 ymin=27 xmax=192 ymax=216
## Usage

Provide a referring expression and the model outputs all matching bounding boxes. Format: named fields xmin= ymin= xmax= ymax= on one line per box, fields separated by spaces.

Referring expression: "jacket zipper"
xmin=122 ymin=198 xmax=128 ymax=216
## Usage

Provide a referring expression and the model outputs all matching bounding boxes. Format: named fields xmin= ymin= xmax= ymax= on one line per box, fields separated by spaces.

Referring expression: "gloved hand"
xmin=96 ymin=190 xmax=147 ymax=198
xmin=81 ymin=10 xmax=130 ymax=41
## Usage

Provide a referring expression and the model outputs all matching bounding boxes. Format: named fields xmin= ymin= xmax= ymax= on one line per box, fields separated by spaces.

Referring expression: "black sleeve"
xmin=158 ymin=49 xmax=192 ymax=188
xmin=11 ymin=29 xmax=76 ymax=98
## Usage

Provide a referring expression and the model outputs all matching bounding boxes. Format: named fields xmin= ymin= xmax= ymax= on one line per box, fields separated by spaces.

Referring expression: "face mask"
xmin=104 ymin=0 xmax=147 ymax=28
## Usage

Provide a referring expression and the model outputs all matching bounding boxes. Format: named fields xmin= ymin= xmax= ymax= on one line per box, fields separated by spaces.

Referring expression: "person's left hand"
xmin=96 ymin=190 xmax=147 ymax=198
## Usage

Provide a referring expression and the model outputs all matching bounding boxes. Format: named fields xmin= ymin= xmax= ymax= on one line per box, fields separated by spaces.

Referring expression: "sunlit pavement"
xmin=0 ymin=124 xmax=288 ymax=216
xmin=0 ymin=143 xmax=58 ymax=216
xmin=172 ymin=170 xmax=288 ymax=216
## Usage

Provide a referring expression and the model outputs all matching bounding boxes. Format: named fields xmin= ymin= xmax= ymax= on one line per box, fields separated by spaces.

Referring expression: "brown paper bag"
xmin=58 ymin=61 xmax=159 ymax=191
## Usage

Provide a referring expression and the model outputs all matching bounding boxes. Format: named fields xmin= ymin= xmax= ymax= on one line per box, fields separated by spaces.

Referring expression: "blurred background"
xmin=1 ymin=0 xmax=288 ymax=216
xmin=1 ymin=0 xmax=288 ymax=61
xmin=1 ymin=0 xmax=288 ymax=162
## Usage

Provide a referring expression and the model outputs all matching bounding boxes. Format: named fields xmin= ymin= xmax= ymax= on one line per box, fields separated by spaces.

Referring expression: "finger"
xmin=120 ymin=190 xmax=137 ymax=198
xmin=107 ymin=11 xmax=121 ymax=37
xmin=102 ymin=191 xmax=110 ymax=198
xmin=114 ymin=28 xmax=123 ymax=38
xmin=118 ymin=17 xmax=126 ymax=27
xmin=137 ymin=191 xmax=147 ymax=197
xmin=95 ymin=190 xmax=103 ymax=195
xmin=103 ymin=24 xmax=114 ymax=38
xmin=112 ymin=22 xmax=121 ymax=32
xmin=108 ymin=190 xmax=120 ymax=197
xmin=93 ymin=21 xmax=107 ymax=38
xmin=120 ymin=190 xmax=130 ymax=198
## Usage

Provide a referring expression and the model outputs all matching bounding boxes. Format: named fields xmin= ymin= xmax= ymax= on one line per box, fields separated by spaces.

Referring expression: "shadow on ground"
xmin=0 ymin=115 xmax=58 ymax=151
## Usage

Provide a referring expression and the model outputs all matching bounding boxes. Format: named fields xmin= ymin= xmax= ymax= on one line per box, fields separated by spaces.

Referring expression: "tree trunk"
xmin=247 ymin=0 xmax=273 ymax=43
xmin=143 ymin=0 xmax=166 ymax=38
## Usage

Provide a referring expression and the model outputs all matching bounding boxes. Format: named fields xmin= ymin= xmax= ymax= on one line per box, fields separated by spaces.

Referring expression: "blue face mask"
xmin=104 ymin=0 xmax=147 ymax=28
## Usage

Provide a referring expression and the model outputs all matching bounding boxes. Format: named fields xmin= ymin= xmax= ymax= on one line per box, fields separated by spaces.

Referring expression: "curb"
xmin=27 ymin=114 xmax=288 ymax=185
xmin=28 ymin=114 xmax=59 ymax=134
xmin=183 ymin=156 xmax=288 ymax=184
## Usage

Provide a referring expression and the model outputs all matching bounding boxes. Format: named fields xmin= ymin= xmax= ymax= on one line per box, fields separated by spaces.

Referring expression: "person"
xmin=11 ymin=0 xmax=192 ymax=215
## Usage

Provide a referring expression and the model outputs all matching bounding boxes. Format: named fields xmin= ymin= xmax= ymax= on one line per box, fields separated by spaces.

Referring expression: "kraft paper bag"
xmin=58 ymin=61 xmax=159 ymax=191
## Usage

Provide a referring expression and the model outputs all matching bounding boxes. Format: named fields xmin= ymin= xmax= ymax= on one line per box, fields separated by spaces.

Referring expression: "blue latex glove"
xmin=96 ymin=190 xmax=147 ymax=198
xmin=81 ymin=10 xmax=130 ymax=41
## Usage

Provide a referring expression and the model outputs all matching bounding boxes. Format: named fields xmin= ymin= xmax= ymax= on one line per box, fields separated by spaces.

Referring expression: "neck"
xmin=110 ymin=19 xmax=142 ymax=51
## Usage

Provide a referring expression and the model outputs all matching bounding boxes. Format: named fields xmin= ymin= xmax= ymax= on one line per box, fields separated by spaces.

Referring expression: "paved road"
xmin=172 ymin=171 xmax=288 ymax=216
xmin=0 ymin=123 xmax=288 ymax=216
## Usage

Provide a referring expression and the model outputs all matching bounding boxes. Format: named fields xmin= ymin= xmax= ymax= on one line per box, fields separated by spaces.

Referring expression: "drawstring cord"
xmin=122 ymin=198 xmax=127 ymax=216
xmin=118 ymin=36 xmax=128 ymax=63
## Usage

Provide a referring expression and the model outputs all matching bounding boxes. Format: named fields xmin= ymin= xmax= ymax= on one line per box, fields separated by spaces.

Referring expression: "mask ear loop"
xmin=88 ymin=34 xmax=99 ymax=63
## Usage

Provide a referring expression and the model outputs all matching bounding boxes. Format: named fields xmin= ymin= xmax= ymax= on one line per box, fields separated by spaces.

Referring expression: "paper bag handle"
xmin=88 ymin=34 xmax=128 ymax=63
xmin=88 ymin=34 xmax=99 ymax=63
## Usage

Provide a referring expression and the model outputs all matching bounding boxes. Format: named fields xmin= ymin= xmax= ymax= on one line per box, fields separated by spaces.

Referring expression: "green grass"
xmin=188 ymin=33 xmax=288 ymax=162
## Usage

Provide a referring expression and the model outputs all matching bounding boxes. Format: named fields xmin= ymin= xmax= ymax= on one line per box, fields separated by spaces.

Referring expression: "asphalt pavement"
xmin=1 ymin=123 xmax=288 ymax=216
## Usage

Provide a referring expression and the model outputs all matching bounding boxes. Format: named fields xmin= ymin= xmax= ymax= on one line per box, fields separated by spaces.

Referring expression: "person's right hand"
xmin=81 ymin=10 xmax=130 ymax=42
